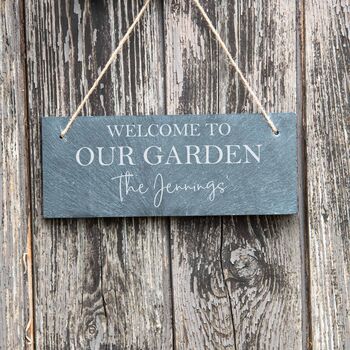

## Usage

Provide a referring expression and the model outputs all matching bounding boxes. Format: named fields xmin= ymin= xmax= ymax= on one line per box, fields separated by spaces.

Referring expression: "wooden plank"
xmin=164 ymin=1 xmax=236 ymax=348
xmin=25 ymin=1 xmax=172 ymax=348
xmin=165 ymin=0 xmax=303 ymax=348
xmin=218 ymin=1 xmax=303 ymax=348
xmin=0 ymin=1 xmax=32 ymax=349
xmin=305 ymin=1 xmax=350 ymax=348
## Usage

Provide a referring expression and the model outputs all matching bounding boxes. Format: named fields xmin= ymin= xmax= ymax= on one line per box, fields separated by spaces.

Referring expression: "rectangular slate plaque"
xmin=42 ymin=113 xmax=297 ymax=218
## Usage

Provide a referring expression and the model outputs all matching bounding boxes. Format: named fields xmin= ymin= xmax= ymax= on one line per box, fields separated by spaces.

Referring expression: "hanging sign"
xmin=41 ymin=113 xmax=297 ymax=218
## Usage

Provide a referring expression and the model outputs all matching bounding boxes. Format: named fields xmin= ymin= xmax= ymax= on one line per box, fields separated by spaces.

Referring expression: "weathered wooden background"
xmin=1 ymin=0 xmax=349 ymax=349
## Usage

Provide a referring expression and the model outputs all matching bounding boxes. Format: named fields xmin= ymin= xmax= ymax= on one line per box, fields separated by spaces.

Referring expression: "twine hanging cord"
xmin=60 ymin=0 xmax=279 ymax=139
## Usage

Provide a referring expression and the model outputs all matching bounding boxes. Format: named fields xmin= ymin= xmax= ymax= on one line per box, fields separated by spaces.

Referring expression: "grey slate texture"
xmin=41 ymin=113 xmax=297 ymax=218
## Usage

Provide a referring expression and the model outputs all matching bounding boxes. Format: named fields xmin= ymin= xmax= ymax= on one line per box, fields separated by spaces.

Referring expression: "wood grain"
xmin=164 ymin=1 xmax=237 ymax=349
xmin=218 ymin=1 xmax=303 ymax=348
xmin=0 ymin=0 xmax=32 ymax=349
xmin=25 ymin=0 xmax=172 ymax=348
xmin=3 ymin=0 xmax=346 ymax=348
xmin=305 ymin=1 xmax=350 ymax=348
xmin=165 ymin=0 xmax=303 ymax=349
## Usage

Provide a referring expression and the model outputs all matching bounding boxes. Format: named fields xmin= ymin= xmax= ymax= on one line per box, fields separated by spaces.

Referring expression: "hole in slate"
xmin=274 ymin=130 xmax=280 ymax=136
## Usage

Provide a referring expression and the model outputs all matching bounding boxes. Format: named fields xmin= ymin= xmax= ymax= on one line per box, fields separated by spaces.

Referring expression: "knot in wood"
xmin=228 ymin=247 xmax=264 ymax=285
xmin=86 ymin=322 xmax=97 ymax=337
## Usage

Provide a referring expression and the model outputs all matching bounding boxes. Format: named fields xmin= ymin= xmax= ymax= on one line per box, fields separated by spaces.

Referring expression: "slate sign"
xmin=41 ymin=113 xmax=297 ymax=218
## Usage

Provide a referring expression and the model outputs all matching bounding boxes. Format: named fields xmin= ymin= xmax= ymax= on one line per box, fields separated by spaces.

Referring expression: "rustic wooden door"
xmin=1 ymin=0 xmax=349 ymax=349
